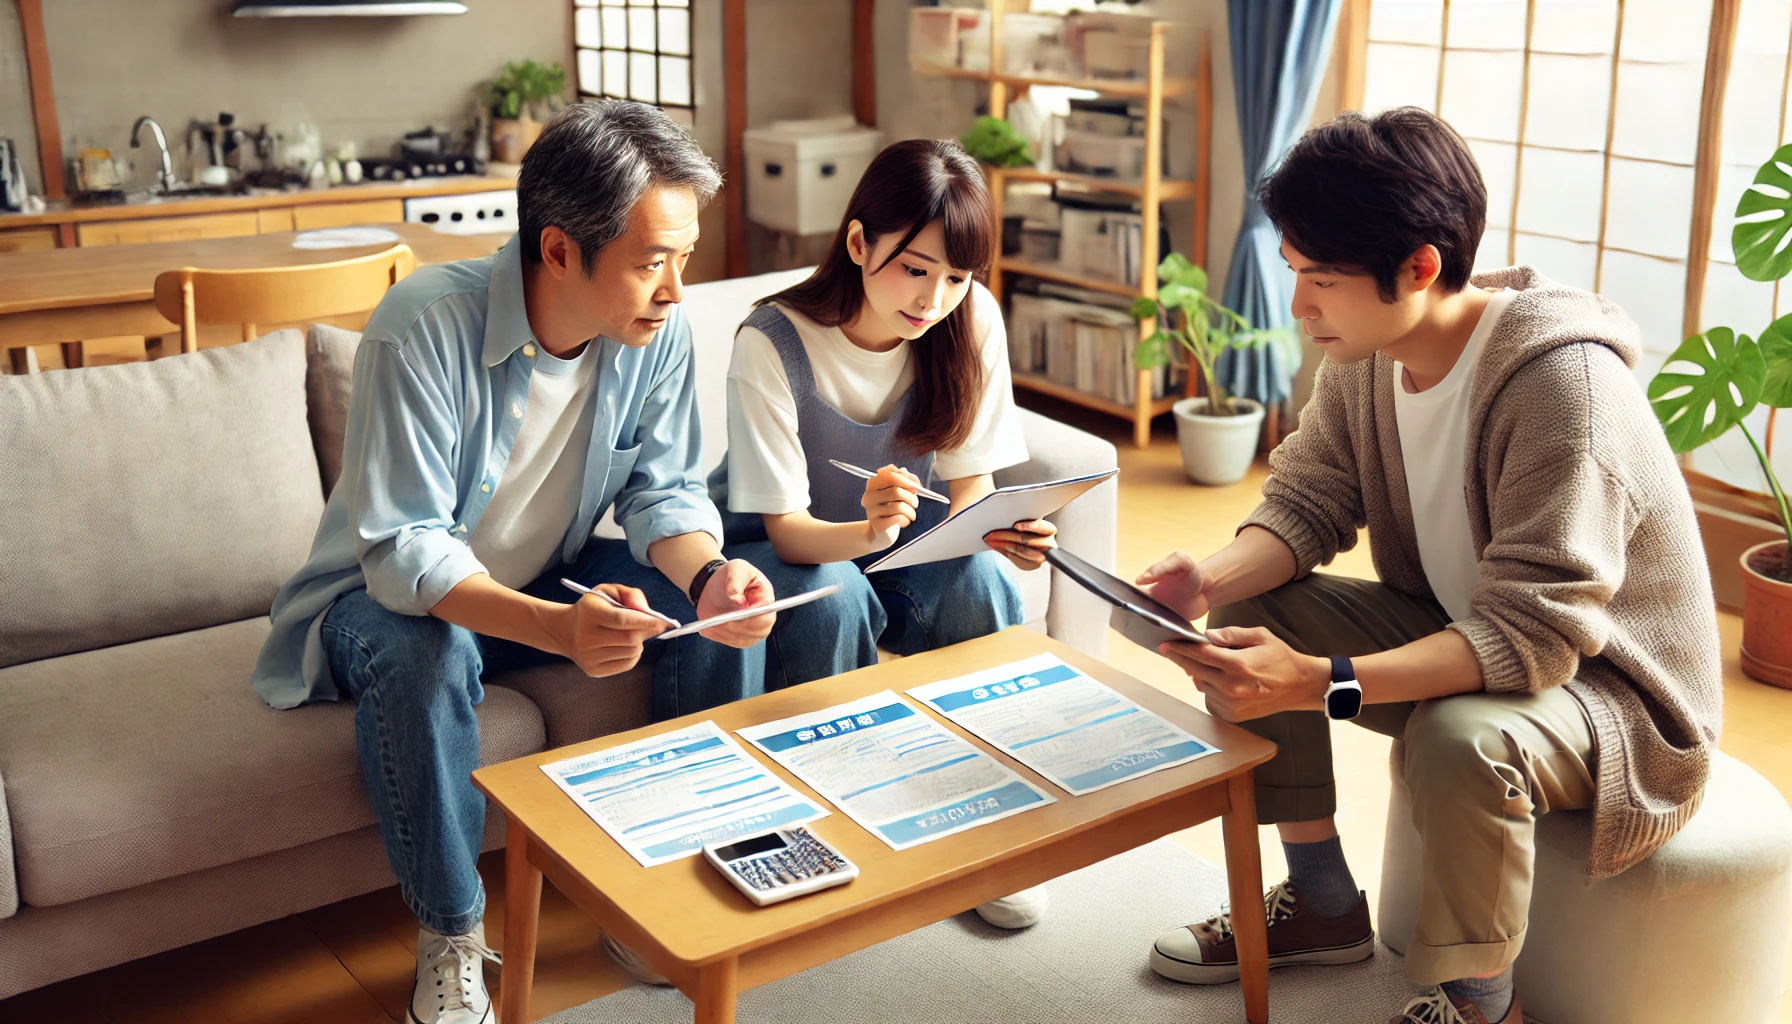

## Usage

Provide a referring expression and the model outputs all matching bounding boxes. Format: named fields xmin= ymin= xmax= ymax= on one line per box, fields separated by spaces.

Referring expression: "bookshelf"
xmin=915 ymin=9 xmax=1211 ymax=447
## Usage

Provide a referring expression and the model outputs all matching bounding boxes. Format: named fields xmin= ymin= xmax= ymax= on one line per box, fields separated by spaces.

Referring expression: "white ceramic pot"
xmin=1172 ymin=396 xmax=1265 ymax=486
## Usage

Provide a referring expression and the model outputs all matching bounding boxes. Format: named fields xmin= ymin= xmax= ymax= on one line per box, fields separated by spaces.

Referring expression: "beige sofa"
xmin=0 ymin=268 xmax=1119 ymax=998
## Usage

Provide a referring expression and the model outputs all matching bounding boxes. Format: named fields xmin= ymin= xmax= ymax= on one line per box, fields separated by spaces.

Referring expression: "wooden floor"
xmin=4 ymin=397 xmax=1790 ymax=1023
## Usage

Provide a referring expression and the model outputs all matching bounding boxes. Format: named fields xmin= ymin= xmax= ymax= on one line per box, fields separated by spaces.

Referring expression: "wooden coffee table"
xmin=473 ymin=627 xmax=1279 ymax=1024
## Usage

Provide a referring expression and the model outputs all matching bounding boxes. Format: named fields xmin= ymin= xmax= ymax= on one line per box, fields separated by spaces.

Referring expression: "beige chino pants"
xmin=1209 ymin=573 xmax=1597 ymax=983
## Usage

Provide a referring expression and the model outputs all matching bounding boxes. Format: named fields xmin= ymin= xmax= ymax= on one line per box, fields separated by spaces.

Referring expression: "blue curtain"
xmin=1212 ymin=0 xmax=1342 ymax=407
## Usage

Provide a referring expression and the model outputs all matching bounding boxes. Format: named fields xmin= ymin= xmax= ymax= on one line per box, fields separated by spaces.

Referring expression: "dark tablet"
xmin=1044 ymin=548 xmax=1210 ymax=647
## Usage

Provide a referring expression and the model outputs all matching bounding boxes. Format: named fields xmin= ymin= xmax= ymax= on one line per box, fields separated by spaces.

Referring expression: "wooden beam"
xmin=15 ymin=0 xmax=65 ymax=201
xmin=1337 ymin=0 xmax=1371 ymax=111
xmin=724 ymin=0 xmax=747 ymax=279
xmin=853 ymin=0 xmax=876 ymax=127
xmin=1683 ymin=0 xmax=1742 ymax=341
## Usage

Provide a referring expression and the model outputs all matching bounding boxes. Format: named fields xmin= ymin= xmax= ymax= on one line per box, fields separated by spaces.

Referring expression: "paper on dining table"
xmin=291 ymin=226 xmax=401 ymax=249
xmin=736 ymin=691 xmax=1055 ymax=850
xmin=907 ymin=653 xmax=1219 ymax=796
xmin=541 ymin=720 xmax=827 ymax=867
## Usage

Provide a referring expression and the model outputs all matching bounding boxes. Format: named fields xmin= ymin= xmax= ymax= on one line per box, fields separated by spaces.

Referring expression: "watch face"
xmin=1326 ymin=685 xmax=1363 ymax=720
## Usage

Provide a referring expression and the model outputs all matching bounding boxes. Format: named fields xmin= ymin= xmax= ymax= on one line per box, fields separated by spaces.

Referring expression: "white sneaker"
xmin=974 ymin=885 xmax=1051 ymax=929
xmin=601 ymin=930 xmax=672 ymax=987
xmin=410 ymin=922 xmax=501 ymax=1024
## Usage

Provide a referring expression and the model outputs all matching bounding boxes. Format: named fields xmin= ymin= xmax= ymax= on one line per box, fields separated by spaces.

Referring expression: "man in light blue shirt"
xmin=252 ymin=101 xmax=879 ymax=1024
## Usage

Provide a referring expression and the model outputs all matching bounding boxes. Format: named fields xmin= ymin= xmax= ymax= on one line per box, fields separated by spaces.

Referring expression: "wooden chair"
xmin=152 ymin=244 xmax=416 ymax=354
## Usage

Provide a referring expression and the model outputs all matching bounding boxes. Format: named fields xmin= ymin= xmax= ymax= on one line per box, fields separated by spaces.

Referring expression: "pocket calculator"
xmin=702 ymin=826 xmax=858 ymax=906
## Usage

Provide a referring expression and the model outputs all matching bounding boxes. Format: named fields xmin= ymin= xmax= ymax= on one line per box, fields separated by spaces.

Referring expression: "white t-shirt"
xmin=725 ymin=282 xmax=1030 ymax=515
xmin=1392 ymin=288 xmax=1517 ymax=622
xmin=469 ymin=340 xmax=601 ymax=588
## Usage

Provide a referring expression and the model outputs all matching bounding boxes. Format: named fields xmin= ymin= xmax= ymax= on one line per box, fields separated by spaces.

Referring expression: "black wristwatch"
xmin=1323 ymin=656 xmax=1363 ymax=721
xmin=688 ymin=558 xmax=728 ymax=607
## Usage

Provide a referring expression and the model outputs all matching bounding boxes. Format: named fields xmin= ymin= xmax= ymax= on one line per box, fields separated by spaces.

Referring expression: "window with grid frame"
xmin=574 ymin=0 xmax=693 ymax=110
xmin=1359 ymin=0 xmax=1790 ymax=496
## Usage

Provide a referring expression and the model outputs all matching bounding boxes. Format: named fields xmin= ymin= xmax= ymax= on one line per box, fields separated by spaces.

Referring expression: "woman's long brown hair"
xmin=762 ymin=138 xmax=994 ymax=455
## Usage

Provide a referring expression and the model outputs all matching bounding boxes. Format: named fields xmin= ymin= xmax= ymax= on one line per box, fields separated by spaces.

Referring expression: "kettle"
xmin=0 ymin=137 xmax=27 ymax=213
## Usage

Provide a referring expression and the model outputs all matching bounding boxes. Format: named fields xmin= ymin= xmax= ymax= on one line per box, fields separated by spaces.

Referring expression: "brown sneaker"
xmin=1389 ymin=987 xmax=1518 ymax=1024
xmin=1149 ymin=880 xmax=1374 ymax=985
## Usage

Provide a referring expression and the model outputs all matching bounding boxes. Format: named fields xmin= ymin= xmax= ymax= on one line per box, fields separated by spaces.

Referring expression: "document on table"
xmin=736 ymin=691 xmax=1056 ymax=851
xmin=541 ymin=721 xmax=827 ymax=868
xmin=907 ymin=653 xmax=1219 ymax=796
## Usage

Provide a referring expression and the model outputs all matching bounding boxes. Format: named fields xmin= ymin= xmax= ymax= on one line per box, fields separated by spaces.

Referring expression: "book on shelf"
xmin=1008 ymin=290 xmax=1171 ymax=407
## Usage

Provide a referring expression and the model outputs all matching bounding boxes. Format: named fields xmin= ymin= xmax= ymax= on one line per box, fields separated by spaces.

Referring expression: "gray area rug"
xmin=544 ymin=840 xmax=1432 ymax=1024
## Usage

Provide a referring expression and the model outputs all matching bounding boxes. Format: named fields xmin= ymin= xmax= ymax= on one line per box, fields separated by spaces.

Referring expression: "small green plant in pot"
xmin=960 ymin=116 xmax=1035 ymax=169
xmin=1648 ymin=142 xmax=1792 ymax=686
xmin=487 ymin=59 xmax=566 ymax=164
xmin=1132 ymin=252 xmax=1299 ymax=486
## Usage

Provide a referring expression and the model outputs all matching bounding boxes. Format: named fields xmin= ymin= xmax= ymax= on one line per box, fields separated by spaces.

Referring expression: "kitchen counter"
xmin=0 ymin=175 xmax=517 ymax=230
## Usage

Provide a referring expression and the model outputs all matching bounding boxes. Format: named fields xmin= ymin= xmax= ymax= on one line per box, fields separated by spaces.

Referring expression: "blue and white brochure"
xmin=908 ymin=654 xmax=1219 ymax=796
xmin=736 ymin=691 xmax=1055 ymax=851
xmin=542 ymin=720 xmax=827 ymax=868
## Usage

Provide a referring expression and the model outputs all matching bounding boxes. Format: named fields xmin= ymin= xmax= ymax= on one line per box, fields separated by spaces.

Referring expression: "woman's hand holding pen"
xmin=983 ymin=518 xmax=1057 ymax=571
xmin=861 ymin=465 xmax=921 ymax=550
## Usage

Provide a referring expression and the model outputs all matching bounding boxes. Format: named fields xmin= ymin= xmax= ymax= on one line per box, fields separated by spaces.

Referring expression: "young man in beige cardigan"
xmin=1138 ymin=107 xmax=1722 ymax=1024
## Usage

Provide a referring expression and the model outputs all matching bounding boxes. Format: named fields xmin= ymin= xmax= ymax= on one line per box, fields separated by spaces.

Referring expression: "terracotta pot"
xmin=490 ymin=116 xmax=542 ymax=164
xmin=1741 ymin=539 xmax=1792 ymax=688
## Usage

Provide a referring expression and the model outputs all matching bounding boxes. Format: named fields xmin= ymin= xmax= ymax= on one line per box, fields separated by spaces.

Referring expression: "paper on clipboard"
xmin=655 ymin=584 xmax=842 ymax=640
xmin=862 ymin=469 xmax=1118 ymax=572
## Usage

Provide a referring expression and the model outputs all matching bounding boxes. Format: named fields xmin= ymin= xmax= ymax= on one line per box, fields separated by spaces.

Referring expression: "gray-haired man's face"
xmin=546 ymin=185 xmax=701 ymax=348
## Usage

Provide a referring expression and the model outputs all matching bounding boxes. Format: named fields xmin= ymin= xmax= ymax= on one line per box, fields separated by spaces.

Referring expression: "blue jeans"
xmin=855 ymin=549 xmax=1026 ymax=656
xmin=319 ymin=537 xmax=879 ymax=936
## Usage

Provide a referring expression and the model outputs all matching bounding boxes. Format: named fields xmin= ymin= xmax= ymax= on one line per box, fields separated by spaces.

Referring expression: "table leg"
xmin=693 ymin=957 xmax=739 ymax=1024
xmin=1223 ymin=771 xmax=1269 ymax=1024
xmin=500 ymin=817 xmax=543 ymax=1024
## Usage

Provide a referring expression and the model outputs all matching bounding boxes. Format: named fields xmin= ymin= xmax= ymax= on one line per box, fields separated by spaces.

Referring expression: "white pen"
xmin=559 ymin=578 xmax=682 ymax=628
xmin=827 ymin=459 xmax=951 ymax=504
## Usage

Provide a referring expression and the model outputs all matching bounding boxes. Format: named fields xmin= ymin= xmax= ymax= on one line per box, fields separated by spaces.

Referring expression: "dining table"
xmin=0 ymin=222 xmax=508 ymax=373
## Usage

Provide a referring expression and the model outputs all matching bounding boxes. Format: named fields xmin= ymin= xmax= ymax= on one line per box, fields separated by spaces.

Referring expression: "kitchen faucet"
xmin=130 ymin=115 xmax=179 ymax=193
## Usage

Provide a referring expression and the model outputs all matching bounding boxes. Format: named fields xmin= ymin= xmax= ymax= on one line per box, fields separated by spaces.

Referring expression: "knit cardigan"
xmin=1243 ymin=265 xmax=1723 ymax=879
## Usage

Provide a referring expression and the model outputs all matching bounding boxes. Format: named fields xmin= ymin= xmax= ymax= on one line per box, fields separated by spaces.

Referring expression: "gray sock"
xmin=1442 ymin=968 xmax=1515 ymax=1023
xmin=1280 ymin=836 xmax=1359 ymax=918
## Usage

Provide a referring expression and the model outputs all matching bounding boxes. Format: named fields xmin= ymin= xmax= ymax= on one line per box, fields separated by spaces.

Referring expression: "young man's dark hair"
xmin=517 ymin=99 xmax=722 ymax=274
xmin=1259 ymin=106 xmax=1487 ymax=301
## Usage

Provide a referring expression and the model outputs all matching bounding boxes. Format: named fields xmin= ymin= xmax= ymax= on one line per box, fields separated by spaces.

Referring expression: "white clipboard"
xmin=862 ymin=469 xmax=1118 ymax=573
xmin=655 ymin=584 xmax=843 ymax=639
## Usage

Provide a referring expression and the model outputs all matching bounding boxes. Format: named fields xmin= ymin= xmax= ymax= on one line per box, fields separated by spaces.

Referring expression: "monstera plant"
xmin=1649 ymin=143 xmax=1792 ymax=686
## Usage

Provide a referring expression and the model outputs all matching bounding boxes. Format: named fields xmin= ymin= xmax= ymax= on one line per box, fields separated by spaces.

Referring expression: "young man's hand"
xmin=696 ymin=559 xmax=777 ymax=648
xmin=984 ymin=518 xmax=1057 ymax=570
xmin=1158 ymin=626 xmax=1330 ymax=722
xmin=559 ymin=584 xmax=670 ymax=677
xmin=861 ymin=465 xmax=921 ymax=549
xmin=1136 ymin=550 xmax=1215 ymax=621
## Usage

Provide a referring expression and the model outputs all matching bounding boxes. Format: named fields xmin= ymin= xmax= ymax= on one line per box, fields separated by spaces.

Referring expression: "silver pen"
xmin=827 ymin=459 xmax=951 ymax=504
xmin=559 ymin=578 xmax=682 ymax=628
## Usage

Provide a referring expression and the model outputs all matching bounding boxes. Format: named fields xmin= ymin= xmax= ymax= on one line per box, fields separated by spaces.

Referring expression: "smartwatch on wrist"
xmin=688 ymin=558 xmax=728 ymax=608
xmin=1323 ymin=656 xmax=1363 ymax=721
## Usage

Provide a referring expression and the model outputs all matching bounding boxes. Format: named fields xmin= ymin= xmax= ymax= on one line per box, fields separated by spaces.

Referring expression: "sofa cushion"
xmin=0 ymin=331 xmax=326 ymax=668
xmin=0 ymin=618 xmax=545 ymax=908
xmin=306 ymin=323 xmax=361 ymax=497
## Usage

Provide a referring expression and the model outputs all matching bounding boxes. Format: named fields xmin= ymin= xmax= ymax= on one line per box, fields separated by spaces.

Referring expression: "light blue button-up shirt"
xmin=251 ymin=237 xmax=723 ymax=709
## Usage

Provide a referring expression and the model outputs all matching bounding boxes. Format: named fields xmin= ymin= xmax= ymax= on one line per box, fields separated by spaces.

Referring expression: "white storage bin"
xmin=743 ymin=116 xmax=883 ymax=236
xmin=1056 ymin=128 xmax=1146 ymax=181
xmin=909 ymin=7 xmax=988 ymax=71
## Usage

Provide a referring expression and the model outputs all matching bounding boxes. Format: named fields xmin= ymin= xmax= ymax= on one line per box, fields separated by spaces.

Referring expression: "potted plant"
xmin=1132 ymin=252 xmax=1298 ymax=485
xmin=1648 ymin=143 xmax=1792 ymax=686
xmin=487 ymin=59 xmax=566 ymax=164
xmin=960 ymin=116 xmax=1035 ymax=169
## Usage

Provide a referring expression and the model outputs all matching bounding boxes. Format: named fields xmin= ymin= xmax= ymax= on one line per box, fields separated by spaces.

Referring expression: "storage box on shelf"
xmin=743 ymin=116 xmax=883 ymax=237
xmin=913 ymin=4 xmax=1209 ymax=447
